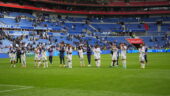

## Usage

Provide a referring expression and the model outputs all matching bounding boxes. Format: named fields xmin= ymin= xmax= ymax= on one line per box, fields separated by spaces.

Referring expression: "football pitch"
xmin=0 ymin=53 xmax=170 ymax=96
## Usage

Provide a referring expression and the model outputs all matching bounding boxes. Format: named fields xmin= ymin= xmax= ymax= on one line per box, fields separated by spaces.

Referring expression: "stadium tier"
xmin=0 ymin=10 xmax=170 ymax=53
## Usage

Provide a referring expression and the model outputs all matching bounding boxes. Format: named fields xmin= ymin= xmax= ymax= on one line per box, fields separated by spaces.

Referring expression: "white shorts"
xmin=94 ymin=55 xmax=100 ymax=60
xmin=21 ymin=58 xmax=26 ymax=62
xmin=41 ymin=56 xmax=47 ymax=61
xmin=139 ymin=56 xmax=145 ymax=62
xmin=67 ymin=54 xmax=72 ymax=61
xmin=121 ymin=54 xmax=126 ymax=60
xmin=34 ymin=55 xmax=39 ymax=60
xmin=11 ymin=56 xmax=16 ymax=61
xmin=79 ymin=54 xmax=84 ymax=59
xmin=112 ymin=55 xmax=117 ymax=60
xmin=10 ymin=54 xmax=16 ymax=61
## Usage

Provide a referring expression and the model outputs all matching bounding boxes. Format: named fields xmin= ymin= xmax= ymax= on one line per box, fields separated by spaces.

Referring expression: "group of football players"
xmin=8 ymin=43 xmax=148 ymax=69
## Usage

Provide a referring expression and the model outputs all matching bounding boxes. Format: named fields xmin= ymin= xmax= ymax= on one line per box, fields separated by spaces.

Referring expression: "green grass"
xmin=0 ymin=53 xmax=170 ymax=96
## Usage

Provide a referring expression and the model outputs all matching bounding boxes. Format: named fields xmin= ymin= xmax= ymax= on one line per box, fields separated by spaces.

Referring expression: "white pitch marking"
xmin=0 ymin=84 xmax=34 ymax=93
xmin=0 ymin=84 xmax=30 ymax=87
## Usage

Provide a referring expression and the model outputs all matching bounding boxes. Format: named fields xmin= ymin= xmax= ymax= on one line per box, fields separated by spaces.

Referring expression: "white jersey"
xmin=120 ymin=46 xmax=127 ymax=59
xmin=93 ymin=48 xmax=101 ymax=59
xmin=78 ymin=49 xmax=84 ymax=59
xmin=139 ymin=46 xmax=145 ymax=61
xmin=112 ymin=48 xmax=118 ymax=60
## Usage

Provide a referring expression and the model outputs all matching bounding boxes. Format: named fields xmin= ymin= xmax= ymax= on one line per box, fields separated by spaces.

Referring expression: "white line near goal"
xmin=0 ymin=84 xmax=34 ymax=93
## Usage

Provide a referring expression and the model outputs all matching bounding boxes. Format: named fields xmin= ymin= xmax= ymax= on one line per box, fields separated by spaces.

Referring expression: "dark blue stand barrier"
xmin=46 ymin=49 xmax=170 ymax=56
xmin=0 ymin=53 xmax=9 ymax=58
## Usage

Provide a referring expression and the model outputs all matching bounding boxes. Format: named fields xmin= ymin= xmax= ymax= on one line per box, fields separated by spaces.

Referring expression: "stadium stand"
xmin=0 ymin=7 xmax=170 ymax=53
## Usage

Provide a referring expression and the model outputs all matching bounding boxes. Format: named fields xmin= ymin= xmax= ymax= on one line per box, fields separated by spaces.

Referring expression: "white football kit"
xmin=41 ymin=50 xmax=47 ymax=61
xmin=78 ymin=49 xmax=85 ymax=66
xmin=112 ymin=48 xmax=118 ymax=60
xmin=120 ymin=46 xmax=127 ymax=60
xmin=139 ymin=46 xmax=145 ymax=62
xmin=21 ymin=51 xmax=26 ymax=67
xmin=42 ymin=50 xmax=48 ymax=68
xmin=34 ymin=50 xmax=40 ymax=61
xmin=67 ymin=48 xmax=72 ymax=61
xmin=93 ymin=48 xmax=101 ymax=60
xmin=67 ymin=47 xmax=72 ymax=68
xmin=78 ymin=49 xmax=84 ymax=59
xmin=93 ymin=47 xmax=101 ymax=67
xmin=11 ymin=51 xmax=16 ymax=61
